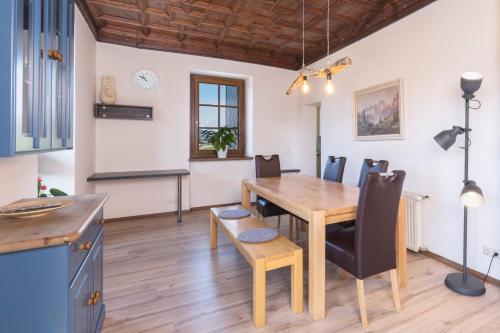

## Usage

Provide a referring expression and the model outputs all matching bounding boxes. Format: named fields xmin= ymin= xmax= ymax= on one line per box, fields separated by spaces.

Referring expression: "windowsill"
xmin=189 ymin=156 xmax=254 ymax=162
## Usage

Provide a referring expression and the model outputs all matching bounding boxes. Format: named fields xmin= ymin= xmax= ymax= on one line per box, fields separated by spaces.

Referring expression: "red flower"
xmin=37 ymin=177 xmax=42 ymax=183
xmin=41 ymin=185 xmax=47 ymax=190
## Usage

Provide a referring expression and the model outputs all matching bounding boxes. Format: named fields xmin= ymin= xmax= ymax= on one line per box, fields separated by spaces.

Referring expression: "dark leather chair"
xmin=325 ymin=171 xmax=406 ymax=328
xmin=255 ymin=155 xmax=289 ymax=229
xmin=357 ymin=159 xmax=389 ymax=187
xmin=323 ymin=156 xmax=346 ymax=183
xmin=335 ymin=158 xmax=390 ymax=230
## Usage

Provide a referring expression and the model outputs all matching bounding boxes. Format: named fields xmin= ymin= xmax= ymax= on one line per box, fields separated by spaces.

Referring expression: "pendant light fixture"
xmin=285 ymin=0 xmax=352 ymax=95
xmin=324 ymin=0 xmax=334 ymax=95
xmin=300 ymin=0 xmax=309 ymax=94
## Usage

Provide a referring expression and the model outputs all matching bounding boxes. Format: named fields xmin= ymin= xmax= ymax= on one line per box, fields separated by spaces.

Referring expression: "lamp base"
xmin=445 ymin=272 xmax=485 ymax=296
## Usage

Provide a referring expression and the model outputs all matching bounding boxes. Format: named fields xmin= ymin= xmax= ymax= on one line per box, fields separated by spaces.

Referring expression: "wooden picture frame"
xmin=353 ymin=79 xmax=404 ymax=141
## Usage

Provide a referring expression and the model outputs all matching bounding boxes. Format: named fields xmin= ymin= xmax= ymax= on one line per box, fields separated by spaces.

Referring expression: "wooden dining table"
xmin=241 ymin=174 xmax=407 ymax=321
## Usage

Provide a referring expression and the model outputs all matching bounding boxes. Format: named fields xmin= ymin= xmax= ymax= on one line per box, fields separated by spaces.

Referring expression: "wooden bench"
xmin=210 ymin=205 xmax=303 ymax=328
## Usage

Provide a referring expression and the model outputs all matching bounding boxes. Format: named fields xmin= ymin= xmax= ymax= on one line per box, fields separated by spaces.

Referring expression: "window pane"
xmin=199 ymin=128 xmax=215 ymax=150
xmin=199 ymin=83 xmax=218 ymax=105
xmin=220 ymin=85 xmax=238 ymax=106
xmin=199 ymin=106 xmax=218 ymax=127
xmin=220 ymin=107 xmax=238 ymax=128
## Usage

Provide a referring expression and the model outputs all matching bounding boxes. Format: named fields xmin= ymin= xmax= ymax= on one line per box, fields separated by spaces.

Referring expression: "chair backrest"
xmin=323 ymin=156 xmax=347 ymax=183
xmin=354 ymin=171 xmax=406 ymax=279
xmin=357 ymin=159 xmax=389 ymax=187
xmin=255 ymin=155 xmax=281 ymax=178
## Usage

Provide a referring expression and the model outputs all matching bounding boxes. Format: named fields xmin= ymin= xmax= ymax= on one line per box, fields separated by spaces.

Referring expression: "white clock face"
xmin=133 ymin=69 xmax=160 ymax=90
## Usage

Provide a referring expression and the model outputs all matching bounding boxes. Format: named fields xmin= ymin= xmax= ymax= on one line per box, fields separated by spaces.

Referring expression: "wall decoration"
xmin=353 ymin=79 xmax=404 ymax=140
xmin=99 ymin=76 xmax=117 ymax=104
xmin=133 ymin=69 xmax=160 ymax=90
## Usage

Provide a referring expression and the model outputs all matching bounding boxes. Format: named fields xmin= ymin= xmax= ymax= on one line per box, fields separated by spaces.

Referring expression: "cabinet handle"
xmin=96 ymin=218 xmax=105 ymax=225
xmin=78 ymin=241 xmax=92 ymax=251
xmin=92 ymin=291 xmax=101 ymax=305
xmin=48 ymin=50 xmax=63 ymax=62
xmin=88 ymin=292 xmax=95 ymax=305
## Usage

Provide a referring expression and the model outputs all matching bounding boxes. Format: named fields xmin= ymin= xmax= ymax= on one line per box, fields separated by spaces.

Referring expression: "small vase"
xmin=100 ymin=76 xmax=117 ymax=104
xmin=217 ymin=148 xmax=228 ymax=158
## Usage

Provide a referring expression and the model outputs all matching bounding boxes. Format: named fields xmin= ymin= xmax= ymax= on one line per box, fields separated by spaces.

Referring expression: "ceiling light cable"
xmin=327 ymin=0 xmax=330 ymax=58
xmin=302 ymin=0 xmax=305 ymax=69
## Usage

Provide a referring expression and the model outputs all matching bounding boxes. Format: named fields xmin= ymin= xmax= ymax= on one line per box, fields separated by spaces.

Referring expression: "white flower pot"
xmin=217 ymin=148 xmax=228 ymax=158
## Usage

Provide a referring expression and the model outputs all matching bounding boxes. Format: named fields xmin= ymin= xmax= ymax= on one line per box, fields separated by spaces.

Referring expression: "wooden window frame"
xmin=190 ymin=74 xmax=246 ymax=159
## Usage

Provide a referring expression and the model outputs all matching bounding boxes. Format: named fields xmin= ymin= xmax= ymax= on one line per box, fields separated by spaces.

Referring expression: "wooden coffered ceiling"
xmin=76 ymin=0 xmax=435 ymax=70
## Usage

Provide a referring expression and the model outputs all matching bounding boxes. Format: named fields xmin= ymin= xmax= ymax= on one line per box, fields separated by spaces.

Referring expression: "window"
xmin=190 ymin=74 xmax=246 ymax=159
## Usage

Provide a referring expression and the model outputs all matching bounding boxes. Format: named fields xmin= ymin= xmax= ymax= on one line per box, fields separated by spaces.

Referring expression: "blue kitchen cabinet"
xmin=0 ymin=209 xmax=105 ymax=333
xmin=0 ymin=0 xmax=74 ymax=157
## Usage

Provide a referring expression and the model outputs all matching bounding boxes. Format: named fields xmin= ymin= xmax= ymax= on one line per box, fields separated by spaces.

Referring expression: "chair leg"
xmin=257 ymin=211 xmax=260 ymax=218
xmin=253 ymin=258 xmax=266 ymax=328
xmin=356 ymin=279 xmax=368 ymax=329
xmin=295 ymin=219 xmax=300 ymax=240
xmin=390 ymin=269 xmax=402 ymax=312
xmin=300 ymin=220 xmax=307 ymax=231
xmin=291 ymin=249 xmax=303 ymax=313
xmin=288 ymin=215 xmax=294 ymax=240
xmin=277 ymin=215 xmax=281 ymax=229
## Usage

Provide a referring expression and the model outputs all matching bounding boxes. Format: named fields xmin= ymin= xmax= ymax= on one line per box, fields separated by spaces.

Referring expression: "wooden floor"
xmin=102 ymin=210 xmax=500 ymax=333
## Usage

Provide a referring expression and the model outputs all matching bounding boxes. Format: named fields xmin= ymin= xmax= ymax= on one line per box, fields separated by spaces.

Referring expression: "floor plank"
xmin=102 ymin=210 xmax=500 ymax=333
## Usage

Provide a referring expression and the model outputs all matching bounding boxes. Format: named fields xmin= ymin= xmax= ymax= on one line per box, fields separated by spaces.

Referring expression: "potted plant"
xmin=204 ymin=127 xmax=237 ymax=158
xmin=37 ymin=177 xmax=68 ymax=197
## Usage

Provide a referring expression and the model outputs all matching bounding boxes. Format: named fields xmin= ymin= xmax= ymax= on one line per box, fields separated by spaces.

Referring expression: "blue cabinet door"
xmin=50 ymin=0 xmax=74 ymax=150
xmin=92 ymin=231 xmax=104 ymax=329
xmin=0 ymin=0 xmax=74 ymax=157
xmin=15 ymin=0 xmax=53 ymax=153
xmin=69 ymin=254 xmax=93 ymax=333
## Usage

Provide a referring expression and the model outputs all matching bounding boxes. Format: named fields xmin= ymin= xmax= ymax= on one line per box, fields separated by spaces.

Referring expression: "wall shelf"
xmin=94 ymin=104 xmax=153 ymax=120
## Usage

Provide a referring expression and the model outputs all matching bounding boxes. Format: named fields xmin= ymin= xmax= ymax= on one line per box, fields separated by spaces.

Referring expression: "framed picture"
xmin=353 ymin=79 xmax=404 ymax=140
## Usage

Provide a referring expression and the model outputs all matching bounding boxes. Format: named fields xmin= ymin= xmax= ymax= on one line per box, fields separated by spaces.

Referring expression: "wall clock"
xmin=132 ymin=69 xmax=160 ymax=90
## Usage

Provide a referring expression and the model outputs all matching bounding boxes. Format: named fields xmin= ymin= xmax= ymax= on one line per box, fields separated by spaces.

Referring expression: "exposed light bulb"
xmin=325 ymin=74 xmax=334 ymax=95
xmin=302 ymin=76 xmax=309 ymax=93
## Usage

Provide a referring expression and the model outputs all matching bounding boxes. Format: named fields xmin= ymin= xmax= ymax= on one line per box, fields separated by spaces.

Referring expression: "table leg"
xmin=253 ymin=258 xmax=266 ymax=328
xmin=241 ymin=181 xmax=251 ymax=209
xmin=396 ymin=197 xmax=408 ymax=288
xmin=177 ymin=175 xmax=182 ymax=223
xmin=308 ymin=210 xmax=326 ymax=320
xmin=291 ymin=248 xmax=303 ymax=313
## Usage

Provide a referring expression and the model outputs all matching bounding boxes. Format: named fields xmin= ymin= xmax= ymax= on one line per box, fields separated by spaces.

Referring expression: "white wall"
xmin=297 ymin=105 xmax=318 ymax=177
xmin=0 ymin=155 xmax=38 ymax=206
xmin=298 ymin=0 xmax=500 ymax=279
xmin=95 ymin=43 xmax=298 ymax=218
xmin=38 ymin=8 xmax=96 ymax=196
xmin=37 ymin=150 xmax=75 ymax=194
xmin=73 ymin=8 xmax=97 ymax=195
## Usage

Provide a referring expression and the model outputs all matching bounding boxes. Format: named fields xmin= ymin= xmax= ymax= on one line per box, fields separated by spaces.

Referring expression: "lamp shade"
xmin=433 ymin=126 xmax=464 ymax=150
xmin=461 ymin=72 xmax=483 ymax=97
xmin=461 ymin=180 xmax=484 ymax=208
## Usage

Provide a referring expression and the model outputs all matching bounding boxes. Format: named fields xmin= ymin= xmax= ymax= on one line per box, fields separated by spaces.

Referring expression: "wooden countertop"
xmin=0 ymin=193 xmax=109 ymax=254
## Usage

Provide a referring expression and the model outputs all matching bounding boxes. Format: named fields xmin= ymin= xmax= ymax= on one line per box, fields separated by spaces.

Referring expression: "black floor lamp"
xmin=433 ymin=72 xmax=486 ymax=296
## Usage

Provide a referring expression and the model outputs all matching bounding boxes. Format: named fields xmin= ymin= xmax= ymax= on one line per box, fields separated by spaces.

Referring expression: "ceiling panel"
xmin=77 ymin=0 xmax=436 ymax=70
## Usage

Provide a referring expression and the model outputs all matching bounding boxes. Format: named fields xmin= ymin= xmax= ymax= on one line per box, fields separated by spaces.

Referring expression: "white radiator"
xmin=402 ymin=191 xmax=428 ymax=252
